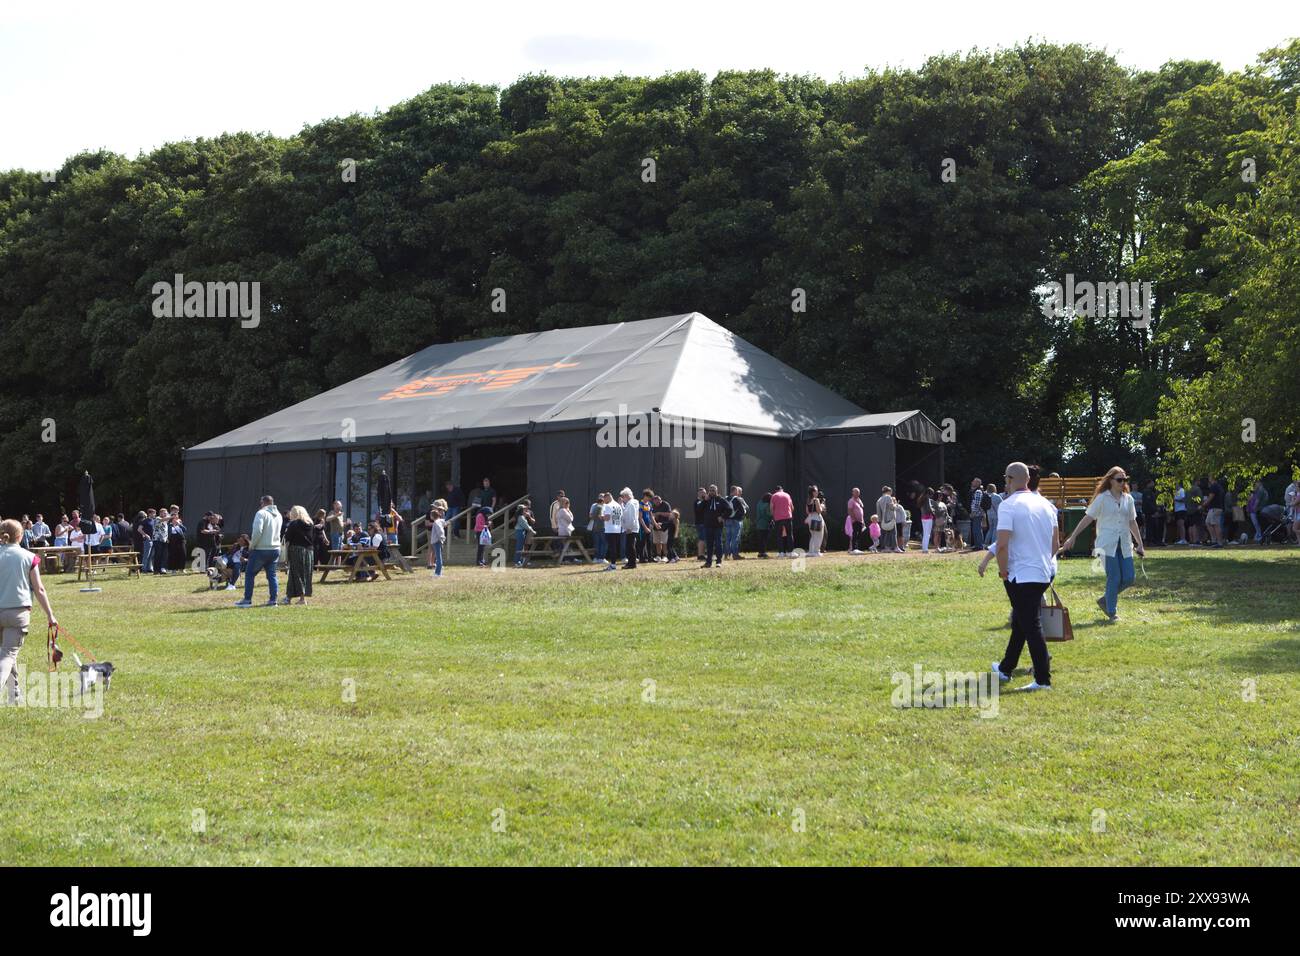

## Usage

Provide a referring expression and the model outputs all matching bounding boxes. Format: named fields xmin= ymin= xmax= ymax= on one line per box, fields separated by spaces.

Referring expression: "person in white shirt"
xmin=555 ymin=497 xmax=574 ymax=561
xmin=236 ymin=495 xmax=283 ymax=607
xmin=991 ymin=463 xmax=1060 ymax=691
xmin=619 ymin=488 xmax=640 ymax=570
xmin=1062 ymin=466 xmax=1144 ymax=622
xmin=601 ymin=492 xmax=622 ymax=570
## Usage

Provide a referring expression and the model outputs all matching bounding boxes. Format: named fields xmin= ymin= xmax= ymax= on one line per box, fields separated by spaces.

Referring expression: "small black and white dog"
xmin=78 ymin=661 xmax=115 ymax=695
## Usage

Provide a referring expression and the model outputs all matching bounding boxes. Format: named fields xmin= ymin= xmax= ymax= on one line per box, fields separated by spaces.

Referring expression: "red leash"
xmin=47 ymin=623 xmax=97 ymax=672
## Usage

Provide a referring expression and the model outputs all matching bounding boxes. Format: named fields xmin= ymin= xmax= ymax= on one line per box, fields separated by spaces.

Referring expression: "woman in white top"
xmin=804 ymin=501 xmax=824 ymax=556
xmin=0 ymin=518 xmax=57 ymax=704
xmin=1061 ymin=466 xmax=1145 ymax=621
xmin=555 ymin=497 xmax=574 ymax=561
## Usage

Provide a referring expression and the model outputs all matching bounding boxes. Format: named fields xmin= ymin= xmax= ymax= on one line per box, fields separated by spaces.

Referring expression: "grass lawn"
xmin=3 ymin=545 xmax=1297 ymax=866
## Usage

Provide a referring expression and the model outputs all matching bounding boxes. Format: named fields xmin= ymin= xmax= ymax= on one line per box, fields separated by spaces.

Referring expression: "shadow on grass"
xmin=1121 ymin=551 xmax=1300 ymax=628
xmin=1224 ymin=636 xmax=1300 ymax=675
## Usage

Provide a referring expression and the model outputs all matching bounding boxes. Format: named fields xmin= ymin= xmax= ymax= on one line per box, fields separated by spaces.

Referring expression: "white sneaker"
xmin=1020 ymin=681 xmax=1053 ymax=692
xmin=1176 ymin=539 xmax=1187 ymax=545
xmin=225 ymin=584 xmax=236 ymax=591
xmin=991 ymin=661 xmax=1010 ymax=684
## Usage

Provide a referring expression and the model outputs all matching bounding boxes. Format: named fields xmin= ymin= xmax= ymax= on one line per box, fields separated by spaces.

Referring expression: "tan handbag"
xmin=1040 ymin=585 xmax=1074 ymax=642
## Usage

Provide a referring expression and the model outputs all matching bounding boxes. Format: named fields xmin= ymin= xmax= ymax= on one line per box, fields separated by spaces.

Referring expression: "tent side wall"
xmin=264 ymin=449 xmax=328 ymax=524
xmin=184 ymin=449 xmax=325 ymax=538
xmin=182 ymin=456 xmax=226 ymax=534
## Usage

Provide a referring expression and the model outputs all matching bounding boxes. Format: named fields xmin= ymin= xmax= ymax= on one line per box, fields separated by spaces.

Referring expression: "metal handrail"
xmin=408 ymin=495 xmax=531 ymax=558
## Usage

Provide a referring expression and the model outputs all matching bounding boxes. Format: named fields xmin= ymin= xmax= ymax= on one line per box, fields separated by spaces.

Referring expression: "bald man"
xmin=991 ymin=462 xmax=1060 ymax=691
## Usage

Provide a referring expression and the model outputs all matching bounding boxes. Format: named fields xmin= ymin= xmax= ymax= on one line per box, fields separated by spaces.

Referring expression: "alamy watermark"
xmin=595 ymin=404 xmax=703 ymax=459
xmin=6 ymin=664 xmax=105 ymax=718
xmin=151 ymin=273 xmax=260 ymax=328
xmin=890 ymin=664 xmax=1000 ymax=718
xmin=1041 ymin=274 xmax=1152 ymax=329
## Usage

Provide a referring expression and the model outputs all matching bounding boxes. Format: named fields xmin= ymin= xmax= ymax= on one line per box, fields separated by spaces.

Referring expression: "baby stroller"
xmin=1256 ymin=504 xmax=1291 ymax=545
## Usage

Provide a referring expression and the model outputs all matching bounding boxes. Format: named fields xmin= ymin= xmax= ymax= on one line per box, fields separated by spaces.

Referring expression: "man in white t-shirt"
xmin=992 ymin=462 xmax=1060 ymax=691
xmin=601 ymin=493 xmax=622 ymax=570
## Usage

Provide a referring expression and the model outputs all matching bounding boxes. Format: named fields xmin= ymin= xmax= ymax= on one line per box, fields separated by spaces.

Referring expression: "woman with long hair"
xmin=804 ymin=500 xmax=825 ymax=557
xmin=1061 ymin=466 xmax=1145 ymax=622
xmin=920 ymin=488 xmax=936 ymax=553
xmin=283 ymin=505 xmax=315 ymax=604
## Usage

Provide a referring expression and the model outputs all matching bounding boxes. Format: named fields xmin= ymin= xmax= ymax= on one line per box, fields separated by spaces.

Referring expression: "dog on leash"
xmin=76 ymin=659 xmax=115 ymax=695
xmin=206 ymin=555 xmax=232 ymax=590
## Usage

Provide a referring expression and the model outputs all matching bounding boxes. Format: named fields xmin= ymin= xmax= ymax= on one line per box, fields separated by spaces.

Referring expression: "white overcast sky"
xmin=3 ymin=0 xmax=1297 ymax=171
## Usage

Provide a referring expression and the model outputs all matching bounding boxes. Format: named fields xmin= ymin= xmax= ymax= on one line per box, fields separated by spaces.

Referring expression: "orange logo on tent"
xmin=378 ymin=362 xmax=578 ymax=401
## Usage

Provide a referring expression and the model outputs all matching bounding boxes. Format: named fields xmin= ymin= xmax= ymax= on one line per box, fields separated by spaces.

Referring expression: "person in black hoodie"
xmin=693 ymin=487 xmax=709 ymax=561
xmin=701 ymin=485 xmax=731 ymax=569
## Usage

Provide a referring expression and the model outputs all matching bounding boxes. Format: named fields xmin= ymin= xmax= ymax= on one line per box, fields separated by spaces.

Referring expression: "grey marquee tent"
xmin=183 ymin=313 xmax=944 ymax=538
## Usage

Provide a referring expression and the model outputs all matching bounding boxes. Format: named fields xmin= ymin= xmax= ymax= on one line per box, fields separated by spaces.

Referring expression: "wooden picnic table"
xmin=33 ymin=546 xmax=82 ymax=574
xmin=76 ymin=550 xmax=141 ymax=580
xmin=519 ymin=535 xmax=592 ymax=564
xmin=317 ymin=548 xmax=393 ymax=583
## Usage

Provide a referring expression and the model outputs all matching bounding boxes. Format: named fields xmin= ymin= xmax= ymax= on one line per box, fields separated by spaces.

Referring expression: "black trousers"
xmin=624 ymin=532 xmax=639 ymax=568
xmin=704 ymin=526 xmax=724 ymax=566
xmin=605 ymin=531 xmax=622 ymax=563
xmin=999 ymin=579 xmax=1051 ymax=685
xmin=851 ymin=520 xmax=864 ymax=550
xmin=774 ymin=518 xmax=793 ymax=552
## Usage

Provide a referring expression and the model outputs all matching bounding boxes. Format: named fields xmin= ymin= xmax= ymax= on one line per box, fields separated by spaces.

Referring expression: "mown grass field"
xmin=2 ymin=546 xmax=1297 ymax=866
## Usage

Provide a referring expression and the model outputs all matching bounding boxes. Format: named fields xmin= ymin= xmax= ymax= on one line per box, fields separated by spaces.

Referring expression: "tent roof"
xmin=804 ymin=410 xmax=945 ymax=443
xmin=186 ymin=312 xmax=869 ymax=458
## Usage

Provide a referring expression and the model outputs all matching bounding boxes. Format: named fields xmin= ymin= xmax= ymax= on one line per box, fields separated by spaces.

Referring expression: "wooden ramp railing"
xmin=408 ymin=495 xmax=531 ymax=564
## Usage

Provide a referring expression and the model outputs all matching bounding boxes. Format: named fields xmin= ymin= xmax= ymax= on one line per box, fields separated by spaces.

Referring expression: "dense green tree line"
xmin=1 ymin=40 xmax=1297 ymax=515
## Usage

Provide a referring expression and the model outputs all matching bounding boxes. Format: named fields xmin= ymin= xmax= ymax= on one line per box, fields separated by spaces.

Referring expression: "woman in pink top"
xmin=847 ymin=488 xmax=866 ymax=554
xmin=769 ymin=485 xmax=795 ymax=557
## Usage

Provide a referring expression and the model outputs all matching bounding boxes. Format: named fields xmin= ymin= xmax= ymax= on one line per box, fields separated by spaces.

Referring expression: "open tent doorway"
xmin=896 ymin=438 xmax=944 ymax=493
xmin=459 ymin=440 xmax=527 ymax=510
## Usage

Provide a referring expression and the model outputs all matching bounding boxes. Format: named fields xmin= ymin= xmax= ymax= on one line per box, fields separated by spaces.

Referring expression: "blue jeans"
xmin=725 ymin=519 xmax=742 ymax=557
xmin=432 ymin=541 xmax=443 ymax=575
xmin=969 ymin=519 xmax=985 ymax=550
xmin=139 ymin=538 xmax=153 ymax=571
xmin=515 ymin=528 xmax=527 ymax=565
xmin=243 ymin=548 xmax=280 ymax=603
xmin=330 ymin=532 xmax=342 ymax=550
xmin=1103 ymin=543 xmax=1135 ymax=616
xmin=593 ymin=529 xmax=607 ymax=562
